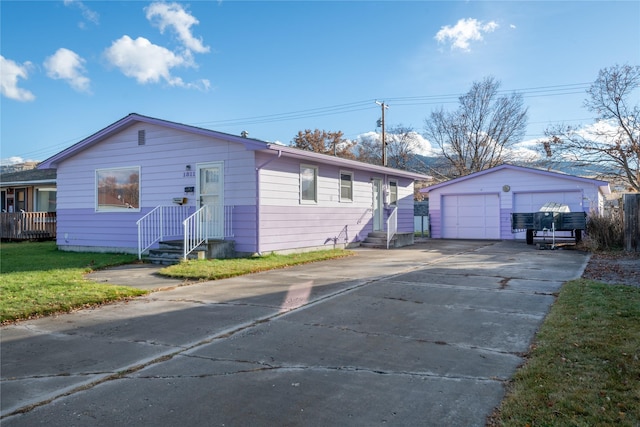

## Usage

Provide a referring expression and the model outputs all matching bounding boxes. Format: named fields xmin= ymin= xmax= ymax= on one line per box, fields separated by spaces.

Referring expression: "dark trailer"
xmin=511 ymin=202 xmax=586 ymax=246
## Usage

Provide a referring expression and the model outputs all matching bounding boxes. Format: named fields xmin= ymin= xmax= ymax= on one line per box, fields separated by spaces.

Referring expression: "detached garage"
xmin=421 ymin=164 xmax=611 ymax=240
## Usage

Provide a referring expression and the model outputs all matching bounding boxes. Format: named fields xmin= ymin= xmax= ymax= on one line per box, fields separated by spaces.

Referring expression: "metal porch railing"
xmin=137 ymin=205 xmax=191 ymax=259
xmin=386 ymin=206 xmax=398 ymax=249
xmin=182 ymin=205 xmax=234 ymax=260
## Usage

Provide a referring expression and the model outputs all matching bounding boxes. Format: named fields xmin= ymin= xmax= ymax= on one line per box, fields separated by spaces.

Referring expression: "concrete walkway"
xmin=1 ymin=240 xmax=590 ymax=426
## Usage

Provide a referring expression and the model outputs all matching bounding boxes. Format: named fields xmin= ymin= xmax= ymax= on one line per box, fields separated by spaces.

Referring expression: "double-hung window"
xmin=339 ymin=171 xmax=353 ymax=202
xmin=389 ymin=180 xmax=398 ymax=206
xmin=96 ymin=166 xmax=140 ymax=211
xmin=300 ymin=165 xmax=318 ymax=204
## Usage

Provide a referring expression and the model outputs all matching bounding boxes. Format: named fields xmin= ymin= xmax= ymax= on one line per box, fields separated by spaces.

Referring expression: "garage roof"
xmin=420 ymin=164 xmax=611 ymax=195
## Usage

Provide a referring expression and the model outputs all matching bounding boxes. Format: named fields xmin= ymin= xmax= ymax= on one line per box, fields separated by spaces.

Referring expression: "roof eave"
xmin=0 ymin=179 xmax=57 ymax=187
xmin=38 ymin=113 xmax=269 ymax=169
xmin=265 ymin=144 xmax=431 ymax=181
xmin=420 ymin=164 xmax=611 ymax=193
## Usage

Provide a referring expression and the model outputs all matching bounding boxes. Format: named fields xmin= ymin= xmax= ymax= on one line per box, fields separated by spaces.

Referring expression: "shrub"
xmin=585 ymin=212 xmax=624 ymax=250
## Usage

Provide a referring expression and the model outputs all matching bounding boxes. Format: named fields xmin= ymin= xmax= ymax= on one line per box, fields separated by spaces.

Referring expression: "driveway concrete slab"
xmin=1 ymin=240 xmax=590 ymax=426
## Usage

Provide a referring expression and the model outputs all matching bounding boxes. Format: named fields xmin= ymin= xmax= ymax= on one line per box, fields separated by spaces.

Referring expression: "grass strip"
xmin=159 ymin=249 xmax=356 ymax=280
xmin=1 ymin=241 xmax=146 ymax=323
xmin=493 ymin=279 xmax=640 ymax=426
xmin=1 ymin=242 xmax=355 ymax=323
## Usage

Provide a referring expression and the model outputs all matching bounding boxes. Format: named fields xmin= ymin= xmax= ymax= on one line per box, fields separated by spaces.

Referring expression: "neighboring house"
xmin=0 ymin=167 xmax=57 ymax=213
xmin=421 ymin=164 xmax=611 ymax=240
xmin=0 ymin=167 xmax=57 ymax=239
xmin=38 ymin=113 xmax=431 ymax=256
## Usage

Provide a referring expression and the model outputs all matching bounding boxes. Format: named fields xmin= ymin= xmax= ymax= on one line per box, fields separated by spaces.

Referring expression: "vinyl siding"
xmin=256 ymin=153 xmax=416 ymax=253
xmin=54 ymin=122 xmax=419 ymax=254
xmin=56 ymin=122 xmax=257 ymax=251
xmin=427 ymin=167 xmax=605 ymax=239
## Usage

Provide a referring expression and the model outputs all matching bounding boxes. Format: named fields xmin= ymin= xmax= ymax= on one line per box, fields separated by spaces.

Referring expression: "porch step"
xmin=360 ymin=231 xmax=395 ymax=249
xmin=146 ymin=241 xmax=204 ymax=265
xmin=145 ymin=240 xmax=235 ymax=265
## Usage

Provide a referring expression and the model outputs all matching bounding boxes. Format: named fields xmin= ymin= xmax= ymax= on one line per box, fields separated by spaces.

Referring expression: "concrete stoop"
xmin=146 ymin=240 xmax=235 ymax=265
xmin=360 ymin=231 xmax=415 ymax=249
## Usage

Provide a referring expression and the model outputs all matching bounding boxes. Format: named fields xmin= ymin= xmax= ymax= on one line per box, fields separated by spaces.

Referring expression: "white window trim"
xmin=389 ymin=179 xmax=398 ymax=206
xmin=339 ymin=170 xmax=354 ymax=203
xmin=95 ymin=166 xmax=141 ymax=212
xmin=300 ymin=164 xmax=318 ymax=204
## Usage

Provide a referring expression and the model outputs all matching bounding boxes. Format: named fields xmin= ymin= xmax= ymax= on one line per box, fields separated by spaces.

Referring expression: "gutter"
xmin=0 ymin=180 xmax=57 ymax=187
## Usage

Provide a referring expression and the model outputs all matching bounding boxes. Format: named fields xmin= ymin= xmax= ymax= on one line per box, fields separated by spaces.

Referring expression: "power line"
xmin=188 ymin=82 xmax=592 ymax=129
xmin=9 ymin=82 xmax=596 ymax=160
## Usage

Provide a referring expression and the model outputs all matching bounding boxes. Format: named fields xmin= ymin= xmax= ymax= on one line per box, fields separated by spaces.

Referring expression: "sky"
xmin=1 ymin=0 xmax=639 ymax=165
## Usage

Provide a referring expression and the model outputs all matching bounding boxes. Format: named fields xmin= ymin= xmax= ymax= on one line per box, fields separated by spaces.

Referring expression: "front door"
xmin=372 ymin=178 xmax=384 ymax=231
xmin=197 ymin=162 xmax=224 ymax=238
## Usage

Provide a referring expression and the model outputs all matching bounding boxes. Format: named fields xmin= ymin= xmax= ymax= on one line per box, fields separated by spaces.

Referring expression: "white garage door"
xmin=513 ymin=191 xmax=583 ymax=238
xmin=442 ymin=194 xmax=500 ymax=239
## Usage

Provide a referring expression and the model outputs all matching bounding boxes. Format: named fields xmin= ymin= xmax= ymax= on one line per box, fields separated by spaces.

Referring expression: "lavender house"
xmin=38 ymin=113 xmax=430 ymax=258
xmin=421 ymin=164 xmax=610 ymax=240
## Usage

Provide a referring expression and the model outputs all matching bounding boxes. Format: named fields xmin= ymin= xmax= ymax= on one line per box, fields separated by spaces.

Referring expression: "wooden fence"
xmin=624 ymin=194 xmax=640 ymax=252
xmin=0 ymin=212 xmax=57 ymax=240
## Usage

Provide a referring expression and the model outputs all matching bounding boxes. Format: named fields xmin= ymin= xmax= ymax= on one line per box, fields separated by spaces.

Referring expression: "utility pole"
xmin=375 ymin=100 xmax=389 ymax=166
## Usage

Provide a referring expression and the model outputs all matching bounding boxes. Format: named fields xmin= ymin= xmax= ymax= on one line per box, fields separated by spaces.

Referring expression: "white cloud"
xmin=44 ymin=48 xmax=91 ymax=93
xmin=510 ymin=138 xmax=542 ymax=160
xmin=576 ymin=120 xmax=621 ymax=141
xmin=64 ymin=0 xmax=99 ymax=27
xmin=104 ymin=35 xmax=187 ymax=85
xmin=356 ymin=131 xmax=435 ymax=156
xmin=435 ymin=18 xmax=499 ymax=52
xmin=104 ymin=35 xmax=211 ymax=91
xmin=0 ymin=156 xmax=28 ymax=166
xmin=0 ymin=56 xmax=35 ymax=102
xmin=145 ymin=2 xmax=210 ymax=54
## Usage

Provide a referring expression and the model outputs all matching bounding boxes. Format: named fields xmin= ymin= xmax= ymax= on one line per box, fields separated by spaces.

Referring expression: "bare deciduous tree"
xmin=355 ymin=125 xmax=426 ymax=170
xmin=424 ymin=76 xmax=528 ymax=177
xmin=543 ymin=64 xmax=640 ymax=191
xmin=386 ymin=125 xmax=424 ymax=170
xmin=291 ymin=129 xmax=356 ymax=160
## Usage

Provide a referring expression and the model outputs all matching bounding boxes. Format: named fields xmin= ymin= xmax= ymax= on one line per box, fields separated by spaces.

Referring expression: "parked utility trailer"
xmin=511 ymin=206 xmax=587 ymax=245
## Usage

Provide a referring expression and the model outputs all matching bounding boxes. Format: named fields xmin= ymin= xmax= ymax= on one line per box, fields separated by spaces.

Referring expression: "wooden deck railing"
xmin=0 ymin=212 xmax=57 ymax=240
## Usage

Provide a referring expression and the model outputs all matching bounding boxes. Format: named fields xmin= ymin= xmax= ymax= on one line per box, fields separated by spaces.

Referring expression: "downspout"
xmin=255 ymin=150 xmax=282 ymax=255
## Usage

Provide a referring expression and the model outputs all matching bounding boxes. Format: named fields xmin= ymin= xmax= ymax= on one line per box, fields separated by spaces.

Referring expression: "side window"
xmin=340 ymin=171 xmax=353 ymax=202
xmin=96 ymin=166 xmax=140 ymax=211
xmin=389 ymin=180 xmax=398 ymax=206
xmin=35 ymin=188 xmax=57 ymax=212
xmin=300 ymin=164 xmax=318 ymax=204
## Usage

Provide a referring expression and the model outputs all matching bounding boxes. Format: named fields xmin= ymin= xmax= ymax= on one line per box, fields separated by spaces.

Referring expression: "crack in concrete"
xmin=3 ymin=241 xmax=508 ymax=418
xmin=388 ymin=279 xmax=560 ymax=295
xmin=299 ymin=322 xmax=526 ymax=357
xmin=129 ymin=364 xmax=508 ymax=383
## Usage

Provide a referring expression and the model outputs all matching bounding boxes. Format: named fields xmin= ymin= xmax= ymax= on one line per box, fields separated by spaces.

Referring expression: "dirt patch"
xmin=582 ymin=251 xmax=640 ymax=287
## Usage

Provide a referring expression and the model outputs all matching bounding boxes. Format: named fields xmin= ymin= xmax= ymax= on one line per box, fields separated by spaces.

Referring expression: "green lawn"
xmin=0 ymin=241 xmax=146 ymax=323
xmin=492 ymin=279 xmax=640 ymax=426
xmin=0 ymin=242 xmax=354 ymax=323
xmin=158 ymin=249 xmax=355 ymax=280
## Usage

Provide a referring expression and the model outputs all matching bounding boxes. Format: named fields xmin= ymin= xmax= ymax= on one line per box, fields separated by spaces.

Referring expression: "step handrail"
xmin=137 ymin=205 xmax=191 ymax=259
xmin=386 ymin=206 xmax=398 ymax=249
xmin=183 ymin=205 xmax=235 ymax=260
xmin=183 ymin=205 xmax=209 ymax=260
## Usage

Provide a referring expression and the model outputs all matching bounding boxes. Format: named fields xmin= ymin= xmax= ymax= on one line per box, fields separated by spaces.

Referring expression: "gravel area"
xmin=582 ymin=251 xmax=640 ymax=287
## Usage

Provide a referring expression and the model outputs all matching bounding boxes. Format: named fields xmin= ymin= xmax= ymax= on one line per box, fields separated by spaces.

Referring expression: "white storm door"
xmin=197 ymin=162 xmax=224 ymax=239
xmin=372 ymin=178 xmax=384 ymax=231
